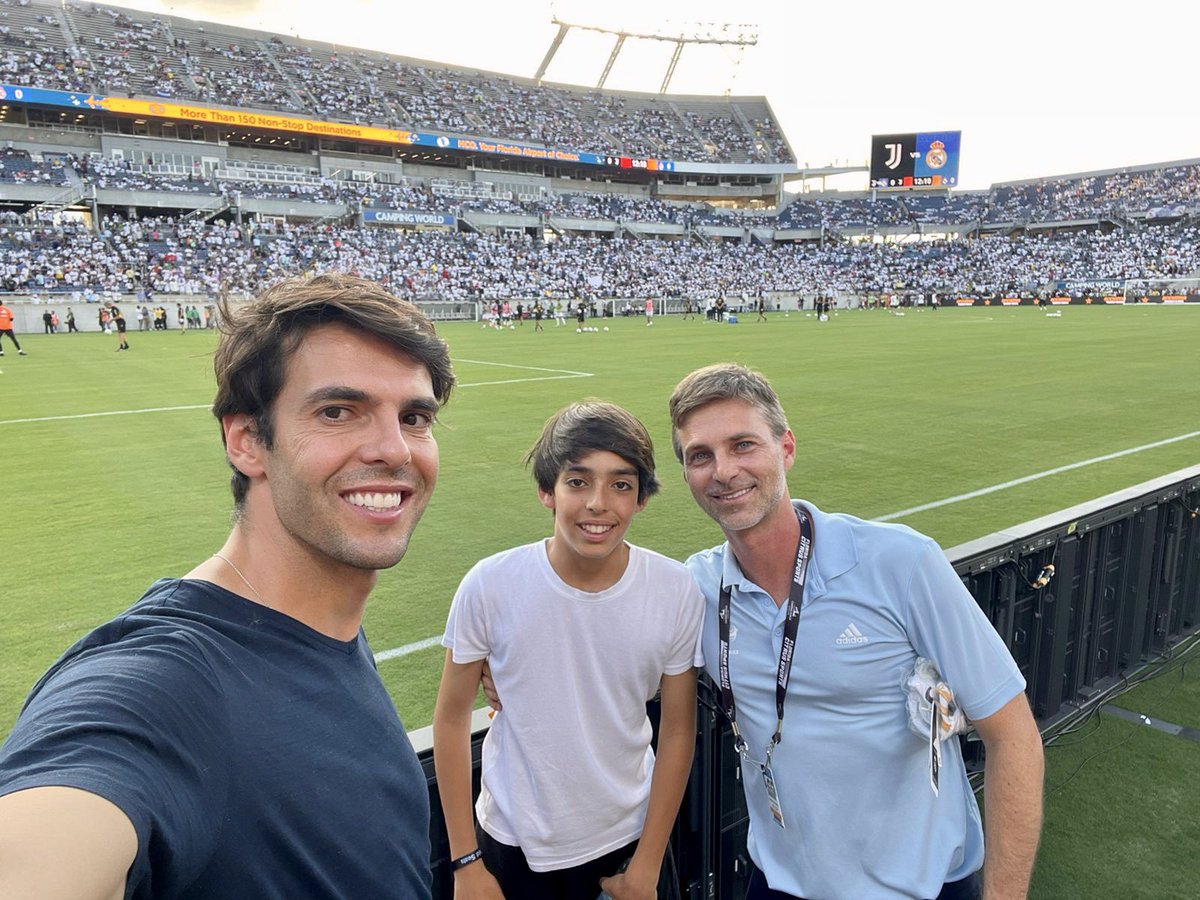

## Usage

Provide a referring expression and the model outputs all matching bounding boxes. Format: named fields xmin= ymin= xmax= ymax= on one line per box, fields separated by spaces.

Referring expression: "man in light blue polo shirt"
xmin=668 ymin=363 xmax=1044 ymax=900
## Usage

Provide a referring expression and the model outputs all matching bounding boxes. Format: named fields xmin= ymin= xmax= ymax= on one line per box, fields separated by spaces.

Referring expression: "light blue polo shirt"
xmin=687 ymin=501 xmax=1025 ymax=900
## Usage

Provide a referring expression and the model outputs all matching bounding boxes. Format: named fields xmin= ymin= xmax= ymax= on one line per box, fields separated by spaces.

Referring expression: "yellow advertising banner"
xmin=98 ymin=97 xmax=416 ymax=145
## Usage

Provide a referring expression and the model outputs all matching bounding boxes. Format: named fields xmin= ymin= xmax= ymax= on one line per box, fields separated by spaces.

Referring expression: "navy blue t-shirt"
xmin=0 ymin=579 xmax=431 ymax=899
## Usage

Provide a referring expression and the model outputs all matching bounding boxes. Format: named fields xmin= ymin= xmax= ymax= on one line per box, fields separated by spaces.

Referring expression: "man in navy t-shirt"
xmin=0 ymin=273 xmax=456 ymax=899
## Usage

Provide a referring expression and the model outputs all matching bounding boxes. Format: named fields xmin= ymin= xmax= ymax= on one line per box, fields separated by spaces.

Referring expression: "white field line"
xmin=374 ymin=427 xmax=1200 ymax=663
xmin=872 ymin=430 xmax=1200 ymax=522
xmin=0 ymin=404 xmax=211 ymax=425
xmin=458 ymin=373 xmax=592 ymax=387
xmin=374 ymin=636 xmax=444 ymax=663
xmin=455 ymin=358 xmax=593 ymax=377
xmin=455 ymin=357 xmax=593 ymax=387
xmin=0 ymin=362 xmax=594 ymax=425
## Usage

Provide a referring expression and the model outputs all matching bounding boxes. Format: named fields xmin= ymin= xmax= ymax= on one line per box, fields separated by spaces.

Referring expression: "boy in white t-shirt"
xmin=434 ymin=401 xmax=703 ymax=900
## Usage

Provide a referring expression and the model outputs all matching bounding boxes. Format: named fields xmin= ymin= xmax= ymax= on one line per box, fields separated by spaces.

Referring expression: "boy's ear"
xmin=537 ymin=486 xmax=556 ymax=512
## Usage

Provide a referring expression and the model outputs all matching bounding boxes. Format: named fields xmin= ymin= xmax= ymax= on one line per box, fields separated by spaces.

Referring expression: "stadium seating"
xmin=2 ymin=204 xmax=1197 ymax=302
xmin=2 ymin=2 xmax=1199 ymax=305
xmin=0 ymin=0 xmax=796 ymax=165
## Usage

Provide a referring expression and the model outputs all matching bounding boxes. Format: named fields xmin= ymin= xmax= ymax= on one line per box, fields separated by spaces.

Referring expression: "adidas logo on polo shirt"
xmin=835 ymin=623 xmax=869 ymax=645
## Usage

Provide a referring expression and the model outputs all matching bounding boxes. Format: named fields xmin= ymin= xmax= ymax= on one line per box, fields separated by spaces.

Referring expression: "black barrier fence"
xmin=413 ymin=465 xmax=1200 ymax=898
xmin=950 ymin=466 xmax=1200 ymax=733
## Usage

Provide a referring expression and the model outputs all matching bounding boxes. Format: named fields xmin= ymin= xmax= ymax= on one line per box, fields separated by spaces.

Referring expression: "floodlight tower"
xmin=534 ymin=16 xmax=758 ymax=93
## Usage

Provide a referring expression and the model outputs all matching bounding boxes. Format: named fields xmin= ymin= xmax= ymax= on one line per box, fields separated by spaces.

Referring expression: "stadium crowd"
xmin=5 ymin=0 xmax=1197 ymax=227
xmin=987 ymin=166 xmax=1200 ymax=222
xmin=0 ymin=147 xmax=72 ymax=185
xmin=81 ymin=155 xmax=213 ymax=193
xmin=2 ymin=1 xmax=1199 ymax=309
xmin=25 ymin=151 xmax=1198 ymax=232
xmin=3 ymin=209 xmax=1197 ymax=301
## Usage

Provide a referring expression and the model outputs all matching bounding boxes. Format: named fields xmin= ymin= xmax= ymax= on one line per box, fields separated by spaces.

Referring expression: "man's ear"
xmin=537 ymin=486 xmax=556 ymax=513
xmin=780 ymin=428 xmax=797 ymax=472
xmin=223 ymin=414 xmax=267 ymax=479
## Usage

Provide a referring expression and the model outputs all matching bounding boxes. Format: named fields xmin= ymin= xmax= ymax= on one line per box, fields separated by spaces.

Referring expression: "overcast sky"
xmin=115 ymin=0 xmax=1200 ymax=191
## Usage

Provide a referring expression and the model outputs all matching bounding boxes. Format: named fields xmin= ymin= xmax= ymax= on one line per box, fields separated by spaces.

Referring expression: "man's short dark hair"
xmin=526 ymin=400 xmax=660 ymax=504
xmin=212 ymin=273 xmax=454 ymax=508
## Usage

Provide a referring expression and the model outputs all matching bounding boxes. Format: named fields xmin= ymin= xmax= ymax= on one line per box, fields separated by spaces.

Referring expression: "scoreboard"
xmin=869 ymin=131 xmax=961 ymax=190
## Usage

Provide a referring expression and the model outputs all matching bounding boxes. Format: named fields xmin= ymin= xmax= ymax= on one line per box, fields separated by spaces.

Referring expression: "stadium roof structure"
xmin=533 ymin=15 xmax=759 ymax=94
xmin=0 ymin=0 xmax=797 ymax=178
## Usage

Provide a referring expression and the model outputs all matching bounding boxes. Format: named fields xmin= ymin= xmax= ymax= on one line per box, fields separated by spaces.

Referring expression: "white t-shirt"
xmin=442 ymin=540 xmax=704 ymax=871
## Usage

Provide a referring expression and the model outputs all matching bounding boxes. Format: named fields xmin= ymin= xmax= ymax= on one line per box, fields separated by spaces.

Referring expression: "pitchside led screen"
xmin=870 ymin=131 xmax=961 ymax=190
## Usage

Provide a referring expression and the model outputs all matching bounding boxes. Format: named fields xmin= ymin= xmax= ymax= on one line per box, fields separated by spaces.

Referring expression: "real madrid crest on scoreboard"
xmin=869 ymin=131 xmax=961 ymax=190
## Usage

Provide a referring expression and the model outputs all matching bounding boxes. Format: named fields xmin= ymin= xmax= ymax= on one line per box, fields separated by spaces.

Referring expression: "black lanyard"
xmin=717 ymin=506 xmax=813 ymax=763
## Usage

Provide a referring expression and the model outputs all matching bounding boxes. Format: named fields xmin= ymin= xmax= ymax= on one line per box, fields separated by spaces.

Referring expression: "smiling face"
xmin=675 ymin=398 xmax=796 ymax=537
xmin=538 ymin=449 xmax=646 ymax=589
xmin=242 ymin=323 xmax=440 ymax=576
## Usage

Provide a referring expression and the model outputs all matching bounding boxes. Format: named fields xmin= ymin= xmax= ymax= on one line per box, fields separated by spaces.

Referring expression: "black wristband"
xmin=451 ymin=848 xmax=484 ymax=871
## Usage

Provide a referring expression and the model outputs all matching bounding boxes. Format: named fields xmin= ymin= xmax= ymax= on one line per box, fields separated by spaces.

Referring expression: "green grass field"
xmin=3 ymin=304 xmax=1198 ymax=897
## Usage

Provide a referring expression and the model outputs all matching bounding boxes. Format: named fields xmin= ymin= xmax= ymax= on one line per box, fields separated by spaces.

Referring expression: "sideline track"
xmin=372 ymin=428 xmax=1200 ymax=664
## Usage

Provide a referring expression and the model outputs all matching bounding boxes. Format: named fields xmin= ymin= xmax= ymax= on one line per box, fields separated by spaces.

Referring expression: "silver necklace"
xmin=211 ymin=553 xmax=271 ymax=610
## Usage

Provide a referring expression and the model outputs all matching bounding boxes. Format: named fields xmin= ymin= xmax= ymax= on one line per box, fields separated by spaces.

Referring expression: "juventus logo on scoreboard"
xmin=885 ymin=143 xmax=903 ymax=170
